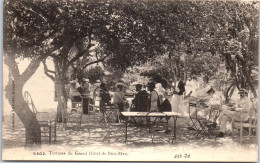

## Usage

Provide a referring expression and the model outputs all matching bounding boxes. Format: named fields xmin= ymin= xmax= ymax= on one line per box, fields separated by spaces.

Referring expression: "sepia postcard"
xmin=2 ymin=0 xmax=259 ymax=161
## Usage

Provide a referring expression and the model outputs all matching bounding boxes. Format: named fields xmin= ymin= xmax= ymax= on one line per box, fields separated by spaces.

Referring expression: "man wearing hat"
xmin=216 ymin=88 xmax=253 ymax=137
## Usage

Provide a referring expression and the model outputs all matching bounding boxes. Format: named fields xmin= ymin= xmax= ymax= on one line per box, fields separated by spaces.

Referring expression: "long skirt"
xmin=170 ymin=94 xmax=188 ymax=115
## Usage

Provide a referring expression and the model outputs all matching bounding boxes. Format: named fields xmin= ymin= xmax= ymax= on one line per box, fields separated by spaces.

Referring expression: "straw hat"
xmin=82 ymin=78 xmax=89 ymax=82
xmin=70 ymin=80 xmax=77 ymax=84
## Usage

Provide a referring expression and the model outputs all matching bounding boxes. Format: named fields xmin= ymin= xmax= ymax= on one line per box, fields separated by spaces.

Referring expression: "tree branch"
xmin=81 ymin=54 xmax=112 ymax=71
xmin=19 ymin=55 xmax=47 ymax=85
xmin=65 ymin=48 xmax=89 ymax=71
xmin=19 ymin=45 xmax=60 ymax=84
xmin=42 ymin=59 xmax=55 ymax=81
xmin=64 ymin=32 xmax=93 ymax=71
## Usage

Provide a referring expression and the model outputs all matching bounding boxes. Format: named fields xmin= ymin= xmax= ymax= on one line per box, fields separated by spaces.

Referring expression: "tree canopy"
xmin=3 ymin=0 xmax=259 ymax=145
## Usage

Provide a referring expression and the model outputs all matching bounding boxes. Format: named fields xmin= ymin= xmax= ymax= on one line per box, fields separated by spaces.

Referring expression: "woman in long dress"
xmin=170 ymin=79 xmax=186 ymax=114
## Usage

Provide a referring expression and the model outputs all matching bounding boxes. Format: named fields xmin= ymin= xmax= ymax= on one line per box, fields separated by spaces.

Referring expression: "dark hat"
xmin=115 ymin=82 xmax=125 ymax=87
xmin=135 ymin=84 xmax=142 ymax=87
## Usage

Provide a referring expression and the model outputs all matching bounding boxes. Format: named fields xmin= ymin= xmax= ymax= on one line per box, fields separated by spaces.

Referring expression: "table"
xmin=121 ymin=112 xmax=181 ymax=143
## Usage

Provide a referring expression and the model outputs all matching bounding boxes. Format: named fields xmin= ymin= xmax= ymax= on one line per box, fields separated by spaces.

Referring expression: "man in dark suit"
xmin=132 ymin=84 xmax=149 ymax=112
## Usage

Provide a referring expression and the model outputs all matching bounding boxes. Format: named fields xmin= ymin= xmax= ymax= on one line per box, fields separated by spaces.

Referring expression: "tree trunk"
xmin=242 ymin=65 xmax=257 ymax=97
xmin=54 ymin=59 xmax=68 ymax=124
xmin=4 ymin=54 xmax=44 ymax=147
xmin=55 ymin=77 xmax=68 ymax=124
xmin=5 ymin=80 xmax=41 ymax=147
xmin=225 ymin=81 xmax=235 ymax=102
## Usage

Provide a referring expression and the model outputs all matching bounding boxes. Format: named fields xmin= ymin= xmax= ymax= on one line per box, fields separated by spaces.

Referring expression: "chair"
xmin=200 ymin=105 xmax=220 ymax=139
xmin=99 ymin=104 xmax=119 ymax=125
xmin=146 ymin=112 xmax=170 ymax=143
xmin=188 ymin=102 xmax=218 ymax=139
xmin=36 ymin=111 xmax=57 ymax=143
xmin=66 ymin=98 xmax=83 ymax=129
xmin=231 ymin=109 xmax=258 ymax=143
xmin=24 ymin=91 xmax=57 ymax=143
xmin=188 ymin=102 xmax=204 ymax=137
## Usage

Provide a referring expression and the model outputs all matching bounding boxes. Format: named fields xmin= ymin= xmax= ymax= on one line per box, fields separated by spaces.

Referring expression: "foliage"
xmin=3 ymin=0 xmax=259 ymax=145
xmin=84 ymin=66 xmax=104 ymax=83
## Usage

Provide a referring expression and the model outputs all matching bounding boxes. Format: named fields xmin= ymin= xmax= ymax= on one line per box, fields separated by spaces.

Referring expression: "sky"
xmin=3 ymin=58 xmax=58 ymax=115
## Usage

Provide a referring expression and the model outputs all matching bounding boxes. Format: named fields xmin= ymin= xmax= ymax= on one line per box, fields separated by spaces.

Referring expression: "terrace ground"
xmin=2 ymin=113 xmax=258 ymax=161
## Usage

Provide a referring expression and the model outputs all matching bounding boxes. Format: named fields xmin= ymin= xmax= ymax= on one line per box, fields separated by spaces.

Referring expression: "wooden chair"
xmin=231 ymin=109 xmax=257 ymax=143
xmin=35 ymin=111 xmax=57 ymax=143
xmin=66 ymin=98 xmax=83 ymax=129
xmin=24 ymin=91 xmax=57 ymax=143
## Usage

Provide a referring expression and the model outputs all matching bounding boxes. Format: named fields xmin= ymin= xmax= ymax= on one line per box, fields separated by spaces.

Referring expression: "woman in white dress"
xmin=170 ymin=79 xmax=186 ymax=114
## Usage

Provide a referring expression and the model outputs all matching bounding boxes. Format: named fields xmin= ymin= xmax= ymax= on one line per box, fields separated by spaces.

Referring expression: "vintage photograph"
xmin=2 ymin=0 xmax=259 ymax=161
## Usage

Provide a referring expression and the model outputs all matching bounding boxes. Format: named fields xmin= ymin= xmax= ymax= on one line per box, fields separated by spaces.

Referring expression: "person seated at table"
xmin=100 ymin=83 xmax=111 ymax=108
xmin=113 ymin=82 xmax=128 ymax=122
xmin=216 ymin=89 xmax=253 ymax=137
xmin=187 ymin=86 xmax=222 ymax=130
xmin=132 ymin=84 xmax=149 ymax=112
xmin=148 ymin=82 xmax=160 ymax=112
xmin=204 ymin=85 xmax=223 ymax=121
xmin=155 ymin=83 xmax=172 ymax=112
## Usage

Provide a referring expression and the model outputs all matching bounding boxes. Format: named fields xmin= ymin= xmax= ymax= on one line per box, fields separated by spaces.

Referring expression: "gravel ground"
xmin=2 ymin=113 xmax=258 ymax=161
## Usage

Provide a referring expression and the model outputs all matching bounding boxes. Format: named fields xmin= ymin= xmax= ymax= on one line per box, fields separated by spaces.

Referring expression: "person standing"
xmin=170 ymin=77 xmax=186 ymax=114
xmin=93 ymin=80 xmax=101 ymax=112
xmin=82 ymin=78 xmax=90 ymax=114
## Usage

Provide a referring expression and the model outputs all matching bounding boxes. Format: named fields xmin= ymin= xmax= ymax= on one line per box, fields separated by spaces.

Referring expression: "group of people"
xmin=69 ymin=77 xmax=257 ymax=138
xmin=188 ymin=85 xmax=256 ymax=138
xmin=69 ymin=78 xmax=98 ymax=114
